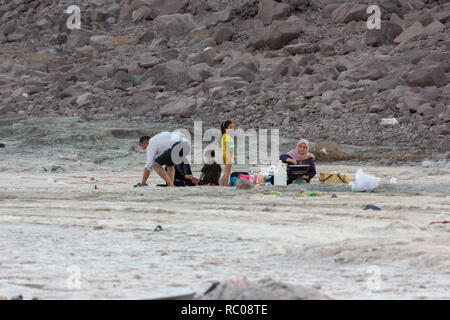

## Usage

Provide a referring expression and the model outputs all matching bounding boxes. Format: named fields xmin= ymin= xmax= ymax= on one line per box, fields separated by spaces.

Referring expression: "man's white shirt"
xmin=145 ymin=131 xmax=186 ymax=171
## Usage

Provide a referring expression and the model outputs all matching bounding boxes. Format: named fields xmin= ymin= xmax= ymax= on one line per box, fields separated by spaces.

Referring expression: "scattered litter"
xmin=95 ymin=184 xmax=100 ymax=190
xmin=320 ymin=172 xmax=350 ymax=184
xmin=307 ymin=192 xmax=321 ymax=197
xmin=0 ymin=296 xmax=7 ymax=300
xmin=428 ymin=221 xmax=449 ymax=225
xmin=364 ymin=205 xmax=381 ymax=211
xmin=134 ymin=182 xmax=148 ymax=188
xmin=154 ymin=225 xmax=163 ymax=232
xmin=267 ymin=191 xmax=281 ymax=196
xmin=11 ymin=295 xmax=23 ymax=300
xmin=381 ymin=118 xmax=398 ymax=126
xmin=93 ymin=226 xmax=104 ymax=230
xmin=132 ymin=75 xmax=138 ymax=87
xmin=0 ymin=143 xmax=5 ymax=148
xmin=298 ymin=190 xmax=306 ymax=195
xmin=390 ymin=177 xmax=398 ymax=184
xmin=350 ymin=168 xmax=380 ymax=192
xmin=331 ymin=194 xmax=337 ymax=198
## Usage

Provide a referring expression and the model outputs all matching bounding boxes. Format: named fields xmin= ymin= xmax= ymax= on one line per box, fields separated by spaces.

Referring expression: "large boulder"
xmin=187 ymin=47 xmax=217 ymax=66
xmin=338 ymin=59 xmax=388 ymax=82
xmin=365 ymin=22 xmax=403 ymax=47
xmin=143 ymin=0 xmax=190 ymax=19
xmin=213 ymin=26 xmax=234 ymax=44
xmin=257 ymin=0 xmax=291 ymax=25
xmin=405 ymin=65 xmax=448 ymax=88
xmin=160 ymin=97 xmax=198 ymax=118
xmin=139 ymin=54 xmax=165 ymax=68
xmin=267 ymin=58 xmax=302 ymax=81
xmin=331 ymin=3 xmax=367 ymax=24
xmin=154 ymin=14 xmax=195 ymax=39
xmin=137 ymin=61 xmax=202 ymax=91
xmin=263 ymin=16 xmax=305 ymax=50
xmin=424 ymin=20 xmax=445 ymax=36
xmin=220 ymin=53 xmax=260 ymax=82
xmin=204 ymin=77 xmax=249 ymax=90
xmin=394 ymin=22 xmax=424 ymax=44
xmin=399 ymin=96 xmax=429 ymax=113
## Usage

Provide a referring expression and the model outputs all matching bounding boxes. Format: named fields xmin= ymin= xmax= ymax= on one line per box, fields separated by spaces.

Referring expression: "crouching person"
xmin=138 ymin=132 xmax=187 ymax=187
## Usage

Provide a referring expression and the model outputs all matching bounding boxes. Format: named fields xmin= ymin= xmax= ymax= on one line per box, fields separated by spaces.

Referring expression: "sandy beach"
xmin=1 ymin=163 xmax=449 ymax=300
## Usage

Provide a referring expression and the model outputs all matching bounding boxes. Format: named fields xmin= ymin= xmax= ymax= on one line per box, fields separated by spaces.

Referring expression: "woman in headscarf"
xmin=280 ymin=139 xmax=316 ymax=184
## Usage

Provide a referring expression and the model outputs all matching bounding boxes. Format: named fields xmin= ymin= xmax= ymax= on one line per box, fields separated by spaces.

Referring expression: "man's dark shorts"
xmin=154 ymin=142 xmax=186 ymax=167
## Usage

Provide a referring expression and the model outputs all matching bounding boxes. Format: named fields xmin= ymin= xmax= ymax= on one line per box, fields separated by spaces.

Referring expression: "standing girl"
xmin=220 ymin=120 xmax=234 ymax=186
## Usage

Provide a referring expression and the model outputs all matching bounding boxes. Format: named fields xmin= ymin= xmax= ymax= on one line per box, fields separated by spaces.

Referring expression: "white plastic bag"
xmin=350 ymin=168 xmax=381 ymax=192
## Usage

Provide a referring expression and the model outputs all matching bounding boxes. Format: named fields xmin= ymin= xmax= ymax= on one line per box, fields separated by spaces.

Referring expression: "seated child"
xmin=198 ymin=150 xmax=222 ymax=186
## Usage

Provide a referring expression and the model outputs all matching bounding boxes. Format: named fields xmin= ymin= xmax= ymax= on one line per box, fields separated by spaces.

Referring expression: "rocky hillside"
xmin=0 ymin=0 xmax=449 ymax=152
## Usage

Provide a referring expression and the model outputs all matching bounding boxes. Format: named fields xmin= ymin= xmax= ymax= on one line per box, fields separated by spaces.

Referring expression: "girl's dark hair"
xmin=220 ymin=120 xmax=233 ymax=134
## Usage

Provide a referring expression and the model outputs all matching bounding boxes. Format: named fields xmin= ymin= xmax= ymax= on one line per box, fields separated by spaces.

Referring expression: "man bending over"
xmin=139 ymin=132 xmax=186 ymax=187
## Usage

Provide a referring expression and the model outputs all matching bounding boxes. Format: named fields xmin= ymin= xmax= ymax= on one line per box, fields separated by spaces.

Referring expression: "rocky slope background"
xmin=0 ymin=0 xmax=449 ymax=155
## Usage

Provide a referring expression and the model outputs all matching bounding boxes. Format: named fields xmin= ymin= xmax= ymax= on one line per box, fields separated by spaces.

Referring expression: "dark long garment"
xmin=279 ymin=154 xmax=316 ymax=184
xmin=174 ymin=162 xmax=196 ymax=186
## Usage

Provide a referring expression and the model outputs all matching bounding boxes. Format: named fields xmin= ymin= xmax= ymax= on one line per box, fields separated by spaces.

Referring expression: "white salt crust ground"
xmin=0 ymin=164 xmax=449 ymax=299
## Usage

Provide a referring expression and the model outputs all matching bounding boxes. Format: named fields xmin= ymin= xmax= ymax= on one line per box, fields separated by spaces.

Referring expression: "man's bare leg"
xmin=167 ymin=166 xmax=175 ymax=185
xmin=153 ymin=165 xmax=174 ymax=187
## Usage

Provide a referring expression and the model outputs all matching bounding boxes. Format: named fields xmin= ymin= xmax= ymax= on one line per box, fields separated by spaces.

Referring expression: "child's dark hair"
xmin=205 ymin=149 xmax=215 ymax=158
xmin=220 ymin=120 xmax=233 ymax=134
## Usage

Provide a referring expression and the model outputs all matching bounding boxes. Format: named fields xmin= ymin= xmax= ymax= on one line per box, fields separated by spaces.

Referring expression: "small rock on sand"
xmin=202 ymin=279 xmax=332 ymax=300
xmin=236 ymin=179 xmax=254 ymax=190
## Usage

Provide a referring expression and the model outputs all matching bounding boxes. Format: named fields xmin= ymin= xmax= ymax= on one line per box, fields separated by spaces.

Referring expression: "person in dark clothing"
xmin=198 ymin=150 xmax=222 ymax=186
xmin=280 ymin=139 xmax=316 ymax=184
xmin=173 ymin=162 xmax=198 ymax=186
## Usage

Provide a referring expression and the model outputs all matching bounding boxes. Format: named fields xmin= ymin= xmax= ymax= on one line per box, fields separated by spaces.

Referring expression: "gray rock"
xmin=204 ymin=77 xmax=249 ymax=90
xmin=257 ymin=0 xmax=291 ymax=25
xmin=220 ymin=53 xmax=260 ymax=82
xmin=338 ymin=59 xmax=388 ymax=82
xmin=394 ymin=22 xmax=424 ymax=44
xmin=139 ymin=54 xmax=165 ymax=68
xmin=191 ymin=63 xmax=212 ymax=80
xmin=160 ymin=97 xmax=198 ymax=118
xmin=144 ymin=0 xmax=190 ymax=19
xmin=213 ymin=26 xmax=234 ymax=44
xmin=137 ymin=61 xmax=202 ymax=91
xmin=331 ymin=3 xmax=367 ymax=24
xmin=76 ymin=93 xmax=95 ymax=107
xmin=263 ymin=16 xmax=305 ymax=50
xmin=187 ymin=47 xmax=217 ymax=66
xmin=365 ymin=22 xmax=403 ymax=47
xmin=405 ymin=65 xmax=448 ymax=88
xmin=203 ymin=279 xmax=331 ymax=300
xmin=155 ymin=14 xmax=195 ymax=39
